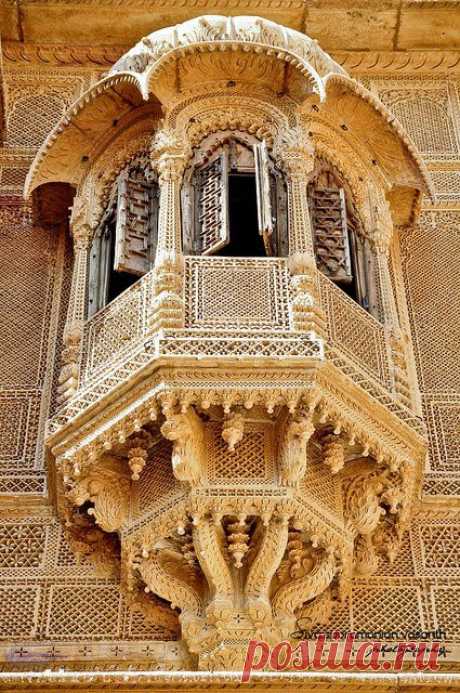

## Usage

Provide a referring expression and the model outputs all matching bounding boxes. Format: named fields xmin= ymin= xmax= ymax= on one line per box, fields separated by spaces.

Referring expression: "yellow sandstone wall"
xmin=0 ymin=31 xmax=460 ymax=669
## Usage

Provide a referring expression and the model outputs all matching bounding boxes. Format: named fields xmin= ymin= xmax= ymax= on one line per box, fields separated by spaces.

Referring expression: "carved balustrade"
xmin=50 ymin=254 xmax=422 ymax=435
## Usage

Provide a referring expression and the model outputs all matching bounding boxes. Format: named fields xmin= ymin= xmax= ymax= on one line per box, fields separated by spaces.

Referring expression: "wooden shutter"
xmin=254 ymin=140 xmax=274 ymax=253
xmin=195 ymin=150 xmax=230 ymax=255
xmin=275 ymin=174 xmax=289 ymax=257
xmin=310 ymin=187 xmax=353 ymax=283
xmin=88 ymin=222 xmax=112 ymax=318
xmin=114 ymin=171 xmax=157 ymax=276
xmin=181 ymin=179 xmax=195 ymax=255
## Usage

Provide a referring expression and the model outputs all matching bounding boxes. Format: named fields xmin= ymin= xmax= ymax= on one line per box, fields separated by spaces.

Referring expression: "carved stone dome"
xmin=109 ymin=14 xmax=347 ymax=83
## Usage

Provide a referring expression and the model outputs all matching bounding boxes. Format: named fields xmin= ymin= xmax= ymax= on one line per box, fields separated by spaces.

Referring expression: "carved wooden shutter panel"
xmin=114 ymin=171 xmax=157 ymax=276
xmin=195 ymin=150 xmax=230 ymax=255
xmin=254 ymin=140 xmax=274 ymax=253
xmin=275 ymin=174 xmax=289 ymax=257
xmin=88 ymin=207 xmax=114 ymax=318
xmin=310 ymin=187 xmax=353 ymax=283
xmin=181 ymin=181 xmax=195 ymax=255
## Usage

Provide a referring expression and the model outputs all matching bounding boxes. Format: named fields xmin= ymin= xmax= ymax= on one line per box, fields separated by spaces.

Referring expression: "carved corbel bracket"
xmin=245 ymin=513 xmax=290 ymax=628
xmin=192 ymin=514 xmax=235 ymax=627
xmin=272 ymin=530 xmax=339 ymax=633
xmin=221 ymin=410 xmax=245 ymax=451
xmin=278 ymin=408 xmax=316 ymax=487
xmin=160 ymin=407 xmax=206 ymax=485
xmin=64 ymin=457 xmax=131 ymax=533
xmin=319 ymin=431 xmax=346 ymax=475
xmin=344 ymin=464 xmax=409 ymax=576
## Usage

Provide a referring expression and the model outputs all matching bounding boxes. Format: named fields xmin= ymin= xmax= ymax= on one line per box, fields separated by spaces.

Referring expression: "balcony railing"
xmin=318 ymin=272 xmax=392 ymax=391
xmin=80 ymin=271 xmax=154 ymax=385
xmin=184 ymin=256 xmax=291 ymax=331
xmin=50 ymin=256 xmax=422 ymax=435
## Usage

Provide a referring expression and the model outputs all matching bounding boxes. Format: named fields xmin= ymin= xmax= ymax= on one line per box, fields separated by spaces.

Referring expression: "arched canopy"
xmin=318 ymin=74 xmax=434 ymax=200
xmin=111 ymin=14 xmax=346 ymax=89
xmin=24 ymin=75 xmax=159 ymax=198
xmin=25 ymin=14 xmax=432 ymax=211
xmin=25 ymin=15 xmax=344 ymax=198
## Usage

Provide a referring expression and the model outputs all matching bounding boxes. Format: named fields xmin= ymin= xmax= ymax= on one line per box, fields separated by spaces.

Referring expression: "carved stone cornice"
xmin=5 ymin=668 xmax=460 ymax=689
xmin=333 ymin=50 xmax=460 ymax=75
xmin=2 ymin=41 xmax=125 ymax=67
xmin=4 ymin=44 xmax=460 ymax=78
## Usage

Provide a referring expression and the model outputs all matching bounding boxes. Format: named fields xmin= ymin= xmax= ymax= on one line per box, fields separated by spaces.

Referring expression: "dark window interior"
xmin=107 ymin=220 xmax=138 ymax=304
xmin=336 ymin=261 xmax=360 ymax=304
xmin=341 ymin=278 xmax=360 ymax=305
xmin=218 ymin=173 xmax=266 ymax=258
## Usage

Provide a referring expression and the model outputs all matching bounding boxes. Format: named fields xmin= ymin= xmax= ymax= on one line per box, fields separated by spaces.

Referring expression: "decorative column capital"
xmin=69 ymin=195 xmax=95 ymax=250
xmin=151 ymin=127 xmax=191 ymax=183
xmin=279 ymin=153 xmax=315 ymax=181
xmin=274 ymin=126 xmax=315 ymax=181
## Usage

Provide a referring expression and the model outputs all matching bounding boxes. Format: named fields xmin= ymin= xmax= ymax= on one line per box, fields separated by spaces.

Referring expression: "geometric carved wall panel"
xmin=4 ymin=74 xmax=86 ymax=150
xmin=206 ymin=422 xmax=275 ymax=485
xmin=431 ymin=586 xmax=460 ymax=640
xmin=7 ymin=94 xmax=68 ymax=149
xmin=400 ymin=210 xmax=460 ymax=493
xmin=185 ymin=256 xmax=290 ymax=331
xmin=374 ymin=80 xmax=459 ymax=160
xmin=0 ymin=215 xmax=56 ymax=388
xmin=351 ymin=585 xmax=425 ymax=634
xmin=0 ymin=512 xmax=178 ymax=644
xmin=0 ymin=202 xmax=67 ymax=491
xmin=0 ymin=397 xmax=27 ymax=459
xmin=45 ymin=585 xmax=122 ymax=640
xmin=424 ymin=398 xmax=460 ymax=472
xmin=418 ymin=524 xmax=460 ymax=575
xmin=0 ymin=524 xmax=46 ymax=569
xmin=430 ymin=170 xmax=460 ymax=201
xmin=0 ymin=391 xmax=41 ymax=468
xmin=0 ymin=585 xmax=41 ymax=639
xmin=402 ymin=211 xmax=460 ymax=394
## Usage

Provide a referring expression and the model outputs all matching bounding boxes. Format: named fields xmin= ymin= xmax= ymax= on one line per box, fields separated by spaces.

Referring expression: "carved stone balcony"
xmin=48 ymin=255 xmax=423 ymax=438
xmin=24 ymin=10 xmax=433 ymax=672
xmin=45 ymin=255 xmax=426 ymax=669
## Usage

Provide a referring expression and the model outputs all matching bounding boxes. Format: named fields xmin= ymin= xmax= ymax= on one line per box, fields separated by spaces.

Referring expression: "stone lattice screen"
xmin=371 ymin=77 xmax=460 ymax=499
xmin=0 ymin=51 xmax=460 ymax=657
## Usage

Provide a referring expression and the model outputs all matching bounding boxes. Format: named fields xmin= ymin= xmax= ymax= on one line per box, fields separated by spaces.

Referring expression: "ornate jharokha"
xmin=26 ymin=15 xmax=431 ymax=670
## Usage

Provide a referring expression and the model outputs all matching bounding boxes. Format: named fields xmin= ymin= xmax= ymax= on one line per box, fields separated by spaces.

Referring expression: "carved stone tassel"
xmin=321 ymin=433 xmax=345 ymax=474
xmin=226 ymin=515 xmax=250 ymax=568
xmin=222 ymin=411 xmax=245 ymax=451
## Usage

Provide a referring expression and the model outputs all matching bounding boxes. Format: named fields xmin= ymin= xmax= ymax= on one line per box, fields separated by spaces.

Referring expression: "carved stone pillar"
xmin=278 ymin=142 xmax=326 ymax=336
xmin=150 ymin=130 xmax=190 ymax=332
xmin=57 ymin=218 xmax=92 ymax=407
xmin=371 ymin=206 xmax=412 ymax=409
xmin=288 ymin=252 xmax=327 ymax=336
xmin=281 ymin=151 xmax=315 ymax=257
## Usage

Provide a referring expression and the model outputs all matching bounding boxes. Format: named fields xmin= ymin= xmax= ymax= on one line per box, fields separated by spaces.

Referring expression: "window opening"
xmin=308 ymin=162 xmax=378 ymax=317
xmin=88 ymin=156 xmax=159 ymax=318
xmin=183 ymin=135 xmax=287 ymax=259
